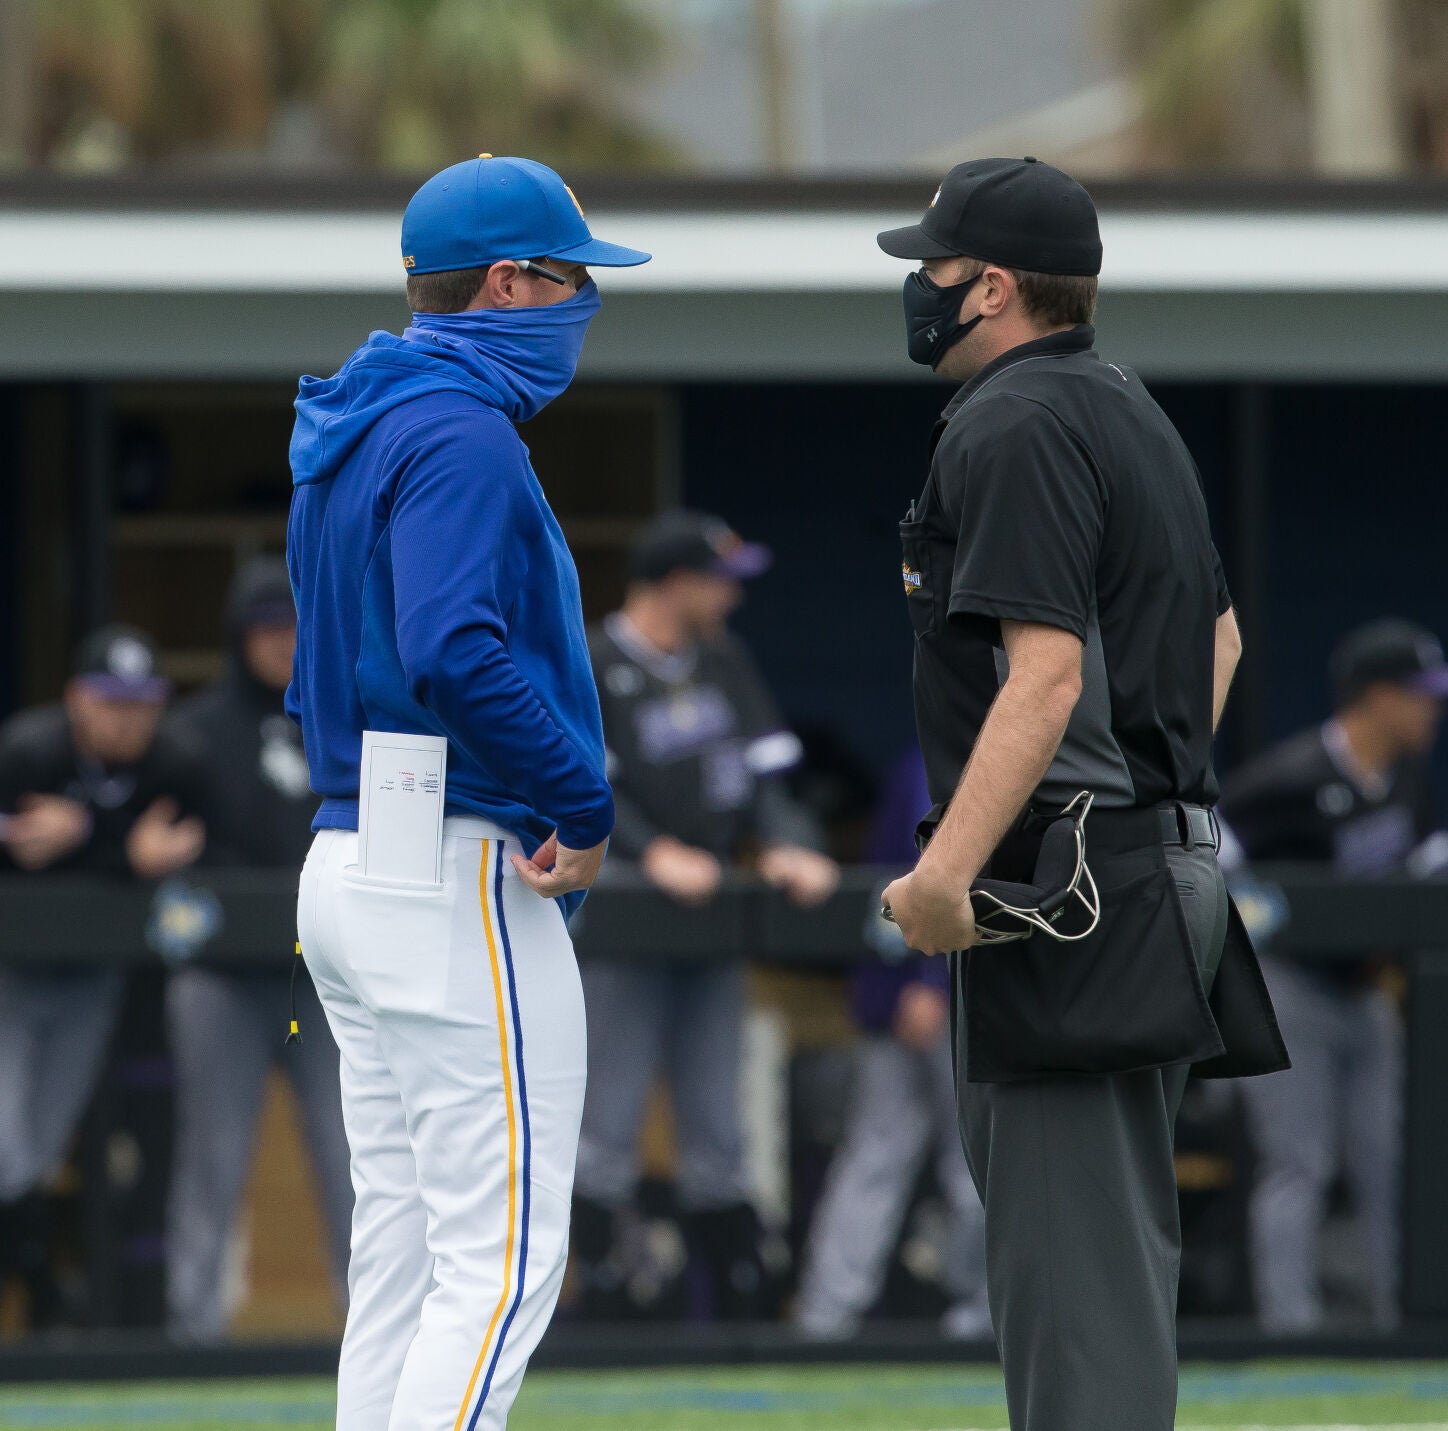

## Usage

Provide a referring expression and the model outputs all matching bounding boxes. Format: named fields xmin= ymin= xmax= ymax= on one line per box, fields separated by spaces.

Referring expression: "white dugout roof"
xmin=2 ymin=175 xmax=1447 ymax=382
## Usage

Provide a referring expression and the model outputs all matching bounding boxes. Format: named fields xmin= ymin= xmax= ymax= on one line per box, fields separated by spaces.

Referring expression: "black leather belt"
xmin=1158 ymin=802 xmax=1218 ymax=851
xmin=1000 ymin=798 xmax=1221 ymax=864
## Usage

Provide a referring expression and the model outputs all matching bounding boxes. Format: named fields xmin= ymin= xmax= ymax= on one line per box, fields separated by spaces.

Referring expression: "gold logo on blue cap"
xmin=403 ymin=255 xmax=416 ymax=269
xmin=564 ymin=183 xmax=585 ymax=218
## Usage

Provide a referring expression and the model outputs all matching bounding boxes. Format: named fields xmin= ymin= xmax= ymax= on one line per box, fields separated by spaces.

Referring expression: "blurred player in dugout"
xmin=0 ymin=626 xmax=205 ymax=1324
xmin=795 ymin=746 xmax=989 ymax=1340
xmin=574 ymin=511 xmax=839 ymax=1318
xmin=1221 ymin=619 xmax=1448 ymax=1331
xmin=162 ymin=557 xmax=352 ymax=1343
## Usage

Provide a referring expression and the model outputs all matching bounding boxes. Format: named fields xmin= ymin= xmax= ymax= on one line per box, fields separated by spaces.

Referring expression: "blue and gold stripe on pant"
xmin=455 ymin=839 xmax=533 ymax=1431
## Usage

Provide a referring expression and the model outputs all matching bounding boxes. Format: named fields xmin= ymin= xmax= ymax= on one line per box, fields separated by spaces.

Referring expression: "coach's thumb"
xmin=515 ymin=861 xmax=571 ymax=899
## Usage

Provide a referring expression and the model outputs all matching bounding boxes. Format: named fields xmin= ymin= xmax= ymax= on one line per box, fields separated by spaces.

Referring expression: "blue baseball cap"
xmin=401 ymin=155 xmax=651 ymax=275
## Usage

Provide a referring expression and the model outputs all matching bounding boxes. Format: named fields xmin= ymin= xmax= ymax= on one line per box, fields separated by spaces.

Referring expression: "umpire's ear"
xmin=975 ymin=264 xmax=1016 ymax=320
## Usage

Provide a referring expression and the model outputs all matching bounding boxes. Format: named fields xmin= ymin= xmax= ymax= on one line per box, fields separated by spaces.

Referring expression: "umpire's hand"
xmin=881 ymin=867 xmax=978 ymax=956
xmin=512 ymin=832 xmax=608 ymax=897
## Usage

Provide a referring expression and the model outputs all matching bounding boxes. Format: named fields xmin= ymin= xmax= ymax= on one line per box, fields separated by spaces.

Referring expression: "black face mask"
xmin=902 ymin=268 xmax=984 ymax=368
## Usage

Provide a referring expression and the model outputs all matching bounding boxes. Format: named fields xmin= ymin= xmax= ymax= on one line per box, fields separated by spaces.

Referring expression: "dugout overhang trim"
xmin=3 ymin=207 xmax=1448 ymax=294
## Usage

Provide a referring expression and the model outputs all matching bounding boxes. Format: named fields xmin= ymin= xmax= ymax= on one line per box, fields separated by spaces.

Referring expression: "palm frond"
xmin=24 ymin=0 xmax=673 ymax=170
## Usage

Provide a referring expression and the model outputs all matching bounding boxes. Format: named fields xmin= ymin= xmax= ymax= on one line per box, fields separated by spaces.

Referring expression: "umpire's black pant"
xmin=957 ymin=842 xmax=1227 ymax=1431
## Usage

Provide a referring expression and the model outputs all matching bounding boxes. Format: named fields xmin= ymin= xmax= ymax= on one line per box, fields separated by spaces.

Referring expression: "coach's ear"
xmin=470 ymin=261 xmax=527 ymax=310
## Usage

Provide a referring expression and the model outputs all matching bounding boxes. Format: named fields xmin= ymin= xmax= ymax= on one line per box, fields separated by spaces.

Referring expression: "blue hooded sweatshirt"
xmin=285 ymin=282 xmax=614 ymax=895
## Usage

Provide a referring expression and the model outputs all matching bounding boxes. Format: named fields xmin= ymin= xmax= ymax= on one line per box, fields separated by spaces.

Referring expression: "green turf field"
xmin=2 ymin=1362 xmax=1447 ymax=1430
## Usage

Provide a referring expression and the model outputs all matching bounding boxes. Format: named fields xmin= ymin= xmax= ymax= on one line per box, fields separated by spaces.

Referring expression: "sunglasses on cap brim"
xmin=516 ymin=260 xmax=570 ymax=286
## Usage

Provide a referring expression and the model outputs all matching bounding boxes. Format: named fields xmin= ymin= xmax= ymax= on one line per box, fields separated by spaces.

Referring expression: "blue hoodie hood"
xmin=290 ymin=279 xmax=601 ymax=486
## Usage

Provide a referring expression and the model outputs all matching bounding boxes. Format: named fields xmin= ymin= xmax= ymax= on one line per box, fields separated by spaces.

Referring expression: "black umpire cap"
xmin=877 ymin=156 xmax=1102 ymax=276
xmin=1331 ymin=619 xmax=1448 ymax=706
xmin=630 ymin=511 xmax=772 ymax=584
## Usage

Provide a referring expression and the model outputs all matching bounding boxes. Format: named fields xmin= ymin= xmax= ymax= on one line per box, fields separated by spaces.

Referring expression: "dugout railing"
xmin=1 ymin=866 xmax=1447 ymax=1360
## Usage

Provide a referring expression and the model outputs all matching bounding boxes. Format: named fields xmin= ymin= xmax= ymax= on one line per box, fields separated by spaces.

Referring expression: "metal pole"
xmin=1302 ymin=0 xmax=1406 ymax=174
xmin=0 ymin=0 xmax=36 ymax=164
xmin=1405 ymin=950 xmax=1448 ymax=1314
xmin=754 ymin=0 xmax=795 ymax=172
xmin=0 ymin=389 xmax=17 ymax=714
xmin=74 ymin=383 xmax=112 ymax=636
xmin=1230 ymin=383 xmax=1270 ymax=757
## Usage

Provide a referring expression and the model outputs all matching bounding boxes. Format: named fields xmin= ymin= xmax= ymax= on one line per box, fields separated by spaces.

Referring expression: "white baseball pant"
xmin=298 ymin=817 xmax=586 ymax=1431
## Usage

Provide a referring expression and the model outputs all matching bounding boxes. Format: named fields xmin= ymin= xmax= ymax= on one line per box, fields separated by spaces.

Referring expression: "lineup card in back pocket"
xmin=358 ymin=731 xmax=448 ymax=886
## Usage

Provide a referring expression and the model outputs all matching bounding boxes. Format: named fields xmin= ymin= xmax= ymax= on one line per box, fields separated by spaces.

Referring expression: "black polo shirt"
xmin=587 ymin=614 xmax=816 ymax=861
xmin=1220 ymin=722 xmax=1436 ymax=983
xmin=0 ymin=703 xmax=207 ymax=876
xmin=901 ymin=324 xmax=1230 ymax=815
xmin=1221 ymin=722 xmax=1434 ymax=876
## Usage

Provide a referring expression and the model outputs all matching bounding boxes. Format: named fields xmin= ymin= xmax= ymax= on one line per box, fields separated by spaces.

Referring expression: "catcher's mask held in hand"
xmin=969 ymin=791 xmax=1100 ymax=944
xmin=882 ymin=791 xmax=1101 ymax=946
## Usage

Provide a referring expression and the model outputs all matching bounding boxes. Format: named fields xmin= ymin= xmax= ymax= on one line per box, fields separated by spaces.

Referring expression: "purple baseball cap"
xmin=1331 ymin=619 xmax=1448 ymax=704
xmin=630 ymin=511 xmax=772 ymax=584
xmin=73 ymin=625 xmax=171 ymax=702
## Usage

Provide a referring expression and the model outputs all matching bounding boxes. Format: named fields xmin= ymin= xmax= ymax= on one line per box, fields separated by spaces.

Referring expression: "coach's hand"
xmin=512 ymin=832 xmax=608 ymax=897
xmin=881 ymin=867 xmax=977 ymax=956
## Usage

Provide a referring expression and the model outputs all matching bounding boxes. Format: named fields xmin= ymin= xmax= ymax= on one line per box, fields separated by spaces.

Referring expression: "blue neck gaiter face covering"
xmin=404 ymin=278 xmax=602 ymax=422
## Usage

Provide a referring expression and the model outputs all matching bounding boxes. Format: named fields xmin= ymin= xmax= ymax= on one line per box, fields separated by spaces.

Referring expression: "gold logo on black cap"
xmin=403 ymin=255 xmax=416 ymax=269
xmin=929 ymin=184 xmax=942 ymax=208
